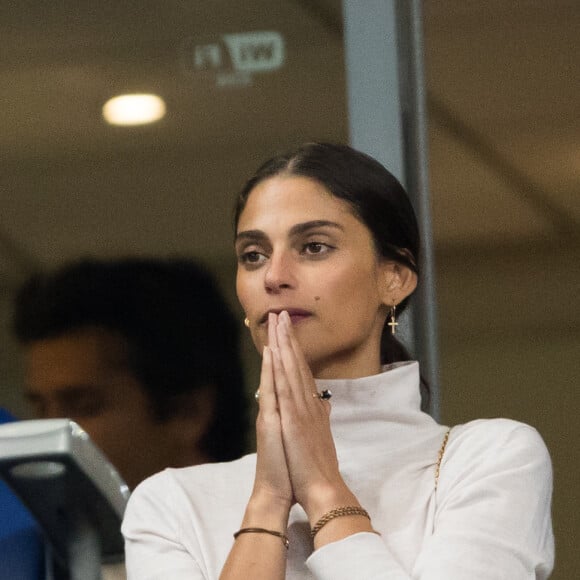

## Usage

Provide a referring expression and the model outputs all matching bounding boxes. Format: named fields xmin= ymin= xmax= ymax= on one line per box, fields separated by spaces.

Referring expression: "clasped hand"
xmin=253 ymin=311 xmax=348 ymax=520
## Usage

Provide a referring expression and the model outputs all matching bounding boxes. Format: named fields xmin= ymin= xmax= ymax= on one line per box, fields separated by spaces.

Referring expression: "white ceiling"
xmin=0 ymin=0 xmax=578 ymax=287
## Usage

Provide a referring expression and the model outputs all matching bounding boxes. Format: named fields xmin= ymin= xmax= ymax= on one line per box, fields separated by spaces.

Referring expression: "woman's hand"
xmin=221 ymin=317 xmax=292 ymax=580
xmin=272 ymin=311 xmax=355 ymax=520
xmin=249 ymin=315 xmax=293 ymax=513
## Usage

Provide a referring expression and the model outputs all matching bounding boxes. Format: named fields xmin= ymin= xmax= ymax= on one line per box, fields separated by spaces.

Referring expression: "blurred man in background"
xmin=11 ymin=257 xmax=249 ymax=489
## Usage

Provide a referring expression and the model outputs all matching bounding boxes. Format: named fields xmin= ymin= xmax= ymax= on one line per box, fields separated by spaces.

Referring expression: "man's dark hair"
xmin=12 ymin=257 xmax=248 ymax=462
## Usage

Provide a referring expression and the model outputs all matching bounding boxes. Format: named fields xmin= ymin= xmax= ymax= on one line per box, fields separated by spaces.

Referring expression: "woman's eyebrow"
xmin=235 ymin=230 xmax=267 ymax=245
xmin=289 ymin=220 xmax=344 ymax=236
xmin=235 ymin=221 xmax=343 ymax=245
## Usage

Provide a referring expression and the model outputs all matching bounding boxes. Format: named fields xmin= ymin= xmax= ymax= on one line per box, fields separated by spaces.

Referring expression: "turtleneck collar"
xmin=315 ymin=361 xmax=440 ymax=454
xmin=315 ymin=361 xmax=421 ymax=417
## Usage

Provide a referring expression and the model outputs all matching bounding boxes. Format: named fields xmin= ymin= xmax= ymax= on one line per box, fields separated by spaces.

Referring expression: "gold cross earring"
xmin=387 ymin=303 xmax=398 ymax=335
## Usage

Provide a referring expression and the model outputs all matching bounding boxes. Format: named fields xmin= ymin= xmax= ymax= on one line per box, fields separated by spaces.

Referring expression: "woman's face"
xmin=235 ymin=175 xmax=396 ymax=379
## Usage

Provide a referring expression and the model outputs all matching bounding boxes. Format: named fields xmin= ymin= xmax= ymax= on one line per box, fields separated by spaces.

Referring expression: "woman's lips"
xmin=260 ymin=309 xmax=312 ymax=324
xmin=288 ymin=313 xmax=311 ymax=324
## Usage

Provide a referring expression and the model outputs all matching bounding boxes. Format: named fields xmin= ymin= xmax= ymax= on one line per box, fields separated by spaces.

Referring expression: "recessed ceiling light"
xmin=102 ymin=94 xmax=166 ymax=126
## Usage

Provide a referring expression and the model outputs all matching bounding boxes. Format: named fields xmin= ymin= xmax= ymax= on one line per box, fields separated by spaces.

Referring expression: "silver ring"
xmin=255 ymin=389 xmax=260 ymax=401
xmin=312 ymin=389 xmax=332 ymax=401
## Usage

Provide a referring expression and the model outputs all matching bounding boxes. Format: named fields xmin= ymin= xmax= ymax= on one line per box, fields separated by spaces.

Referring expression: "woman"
xmin=122 ymin=143 xmax=554 ymax=579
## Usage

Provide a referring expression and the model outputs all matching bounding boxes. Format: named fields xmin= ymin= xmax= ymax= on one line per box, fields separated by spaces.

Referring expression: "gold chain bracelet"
xmin=310 ymin=506 xmax=370 ymax=538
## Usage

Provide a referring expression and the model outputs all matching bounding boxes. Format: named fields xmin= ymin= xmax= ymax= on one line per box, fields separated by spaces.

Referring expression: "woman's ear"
xmin=379 ymin=261 xmax=418 ymax=306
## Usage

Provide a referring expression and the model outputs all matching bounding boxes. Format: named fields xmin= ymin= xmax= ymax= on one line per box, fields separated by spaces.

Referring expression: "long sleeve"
xmin=122 ymin=471 xmax=206 ymax=580
xmin=307 ymin=420 xmax=554 ymax=579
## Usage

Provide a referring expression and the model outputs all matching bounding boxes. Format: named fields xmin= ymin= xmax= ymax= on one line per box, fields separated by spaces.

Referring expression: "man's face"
xmin=22 ymin=327 xmax=186 ymax=489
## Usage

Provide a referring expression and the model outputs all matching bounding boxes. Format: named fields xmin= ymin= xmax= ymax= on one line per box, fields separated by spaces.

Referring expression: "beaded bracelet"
xmin=310 ymin=506 xmax=371 ymax=538
xmin=234 ymin=527 xmax=290 ymax=549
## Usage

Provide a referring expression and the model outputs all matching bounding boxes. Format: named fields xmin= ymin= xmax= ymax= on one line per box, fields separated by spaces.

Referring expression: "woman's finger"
xmin=287 ymin=313 xmax=317 ymax=390
xmin=268 ymin=312 xmax=291 ymax=404
xmin=268 ymin=311 xmax=279 ymax=350
xmin=277 ymin=311 xmax=319 ymax=406
xmin=254 ymin=343 xmax=293 ymax=505
xmin=274 ymin=311 xmax=309 ymax=408
xmin=257 ymin=345 xmax=276 ymax=413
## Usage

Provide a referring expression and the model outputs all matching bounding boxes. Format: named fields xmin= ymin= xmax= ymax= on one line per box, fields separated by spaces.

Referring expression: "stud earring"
xmin=244 ymin=317 xmax=250 ymax=328
xmin=387 ymin=303 xmax=398 ymax=335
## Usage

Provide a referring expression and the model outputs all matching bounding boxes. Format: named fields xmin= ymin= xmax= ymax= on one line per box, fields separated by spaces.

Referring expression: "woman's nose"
xmin=264 ymin=252 xmax=295 ymax=293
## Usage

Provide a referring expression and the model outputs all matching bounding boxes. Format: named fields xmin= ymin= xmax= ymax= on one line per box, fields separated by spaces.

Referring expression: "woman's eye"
xmin=303 ymin=242 xmax=331 ymax=255
xmin=239 ymin=251 xmax=266 ymax=265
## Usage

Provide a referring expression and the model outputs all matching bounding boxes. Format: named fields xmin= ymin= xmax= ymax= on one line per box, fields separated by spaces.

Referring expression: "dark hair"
xmin=234 ymin=142 xmax=420 ymax=365
xmin=12 ymin=257 xmax=248 ymax=462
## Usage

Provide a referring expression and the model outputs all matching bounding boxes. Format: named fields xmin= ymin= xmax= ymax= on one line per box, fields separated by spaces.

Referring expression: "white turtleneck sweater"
xmin=122 ymin=362 xmax=554 ymax=579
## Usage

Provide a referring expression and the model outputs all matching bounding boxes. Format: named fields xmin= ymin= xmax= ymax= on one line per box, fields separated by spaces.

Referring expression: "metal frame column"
xmin=342 ymin=0 xmax=440 ymax=418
